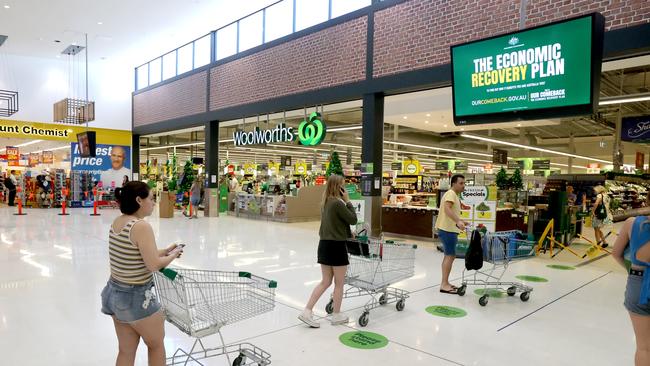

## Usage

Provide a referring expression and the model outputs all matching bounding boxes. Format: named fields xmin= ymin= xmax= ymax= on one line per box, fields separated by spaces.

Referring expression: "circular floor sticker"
xmin=516 ymin=275 xmax=549 ymax=283
xmin=474 ymin=288 xmax=506 ymax=298
xmin=339 ymin=331 xmax=389 ymax=349
xmin=547 ymin=264 xmax=576 ymax=270
xmin=425 ymin=305 xmax=467 ymax=318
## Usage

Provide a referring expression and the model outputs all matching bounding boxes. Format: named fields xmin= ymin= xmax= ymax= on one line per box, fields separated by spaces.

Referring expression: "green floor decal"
xmin=474 ymin=288 xmax=506 ymax=298
xmin=515 ymin=275 xmax=549 ymax=283
xmin=425 ymin=305 xmax=467 ymax=318
xmin=339 ymin=331 xmax=389 ymax=349
xmin=546 ymin=264 xmax=576 ymax=270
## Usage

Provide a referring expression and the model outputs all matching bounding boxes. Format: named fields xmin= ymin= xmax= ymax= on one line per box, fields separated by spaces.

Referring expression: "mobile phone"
xmin=169 ymin=244 xmax=186 ymax=255
xmin=340 ymin=187 xmax=346 ymax=196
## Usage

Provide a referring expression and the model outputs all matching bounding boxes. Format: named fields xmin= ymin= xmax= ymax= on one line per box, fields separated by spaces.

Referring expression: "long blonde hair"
xmin=593 ymin=185 xmax=606 ymax=194
xmin=322 ymin=175 xmax=346 ymax=207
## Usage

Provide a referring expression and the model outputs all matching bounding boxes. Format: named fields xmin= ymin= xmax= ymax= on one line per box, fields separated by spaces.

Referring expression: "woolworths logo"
xmin=233 ymin=123 xmax=295 ymax=146
xmin=232 ymin=113 xmax=326 ymax=147
xmin=298 ymin=112 xmax=326 ymax=146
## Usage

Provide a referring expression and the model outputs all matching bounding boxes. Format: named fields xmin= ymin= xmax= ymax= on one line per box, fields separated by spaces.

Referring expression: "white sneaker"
xmin=330 ymin=312 xmax=349 ymax=325
xmin=298 ymin=310 xmax=320 ymax=328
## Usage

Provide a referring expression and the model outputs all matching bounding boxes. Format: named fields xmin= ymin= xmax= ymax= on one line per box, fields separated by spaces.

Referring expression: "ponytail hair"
xmin=115 ymin=181 xmax=150 ymax=215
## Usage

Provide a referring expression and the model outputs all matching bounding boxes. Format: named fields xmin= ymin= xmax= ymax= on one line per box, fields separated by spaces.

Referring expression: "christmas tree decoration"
xmin=326 ymin=151 xmax=343 ymax=177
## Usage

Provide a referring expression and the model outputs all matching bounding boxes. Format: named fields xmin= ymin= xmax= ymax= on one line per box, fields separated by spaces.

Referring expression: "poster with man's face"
xmin=71 ymin=143 xmax=131 ymax=188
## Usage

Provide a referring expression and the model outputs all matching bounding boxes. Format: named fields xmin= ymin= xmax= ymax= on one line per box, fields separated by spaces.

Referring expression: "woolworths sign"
xmin=233 ymin=112 xmax=326 ymax=147
xmin=451 ymin=13 xmax=604 ymax=125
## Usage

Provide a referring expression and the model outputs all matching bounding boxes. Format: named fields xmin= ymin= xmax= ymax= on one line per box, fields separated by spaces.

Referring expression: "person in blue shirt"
xmin=613 ymin=216 xmax=650 ymax=366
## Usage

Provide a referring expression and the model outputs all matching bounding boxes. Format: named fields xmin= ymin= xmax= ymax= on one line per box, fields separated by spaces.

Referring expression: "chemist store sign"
xmin=451 ymin=14 xmax=603 ymax=125
xmin=233 ymin=112 xmax=326 ymax=147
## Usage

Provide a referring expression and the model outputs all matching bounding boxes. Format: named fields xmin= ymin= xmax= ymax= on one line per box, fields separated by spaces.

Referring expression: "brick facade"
xmin=209 ymin=16 xmax=367 ymax=111
xmin=133 ymin=71 xmax=207 ymax=127
xmin=373 ymin=0 xmax=650 ymax=79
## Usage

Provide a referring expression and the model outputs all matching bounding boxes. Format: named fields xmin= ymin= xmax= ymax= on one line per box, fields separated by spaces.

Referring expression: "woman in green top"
xmin=299 ymin=175 xmax=358 ymax=328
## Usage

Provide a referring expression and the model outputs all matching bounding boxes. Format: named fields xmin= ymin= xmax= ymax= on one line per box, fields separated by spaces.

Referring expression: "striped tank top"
xmin=109 ymin=218 xmax=152 ymax=285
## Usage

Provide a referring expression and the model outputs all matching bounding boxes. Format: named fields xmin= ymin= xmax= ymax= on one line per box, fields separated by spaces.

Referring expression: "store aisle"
xmin=0 ymin=207 xmax=631 ymax=365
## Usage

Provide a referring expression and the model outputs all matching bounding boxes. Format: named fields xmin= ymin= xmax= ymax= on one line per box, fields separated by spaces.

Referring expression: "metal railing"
xmin=135 ymin=0 xmax=372 ymax=91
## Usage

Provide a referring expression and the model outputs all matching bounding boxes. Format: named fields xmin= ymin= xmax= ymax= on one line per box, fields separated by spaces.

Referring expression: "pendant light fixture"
xmin=53 ymin=33 xmax=95 ymax=124
xmin=0 ymin=34 xmax=19 ymax=117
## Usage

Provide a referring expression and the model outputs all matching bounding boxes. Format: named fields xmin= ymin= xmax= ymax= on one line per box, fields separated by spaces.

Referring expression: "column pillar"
xmin=131 ymin=134 xmax=140 ymax=181
xmin=361 ymin=93 xmax=384 ymax=237
xmin=568 ymin=133 xmax=575 ymax=174
xmin=204 ymin=120 xmax=220 ymax=216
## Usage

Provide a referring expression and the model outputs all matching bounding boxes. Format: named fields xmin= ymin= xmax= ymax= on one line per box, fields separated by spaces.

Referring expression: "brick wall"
xmin=373 ymin=0 xmax=650 ymax=79
xmin=133 ymin=71 xmax=207 ymax=127
xmin=210 ymin=16 xmax=367 ymax=111
xmin=525 ymin=0 xmax=650 ymax=30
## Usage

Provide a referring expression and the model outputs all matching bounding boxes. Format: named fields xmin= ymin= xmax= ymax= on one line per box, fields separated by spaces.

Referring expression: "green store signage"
xmin=233 ymin=112 xmax=326 ymax=147
xmin=451 ymin=14 xmax=604 ymax=125
xmin=425 ymin=305 xmax=467 ymax=318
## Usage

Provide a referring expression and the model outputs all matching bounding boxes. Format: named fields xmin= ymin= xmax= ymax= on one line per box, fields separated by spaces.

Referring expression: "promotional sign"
xmin=42 ymin=151 xmax=54 ymax=164
xmin=451 ymin=14 xmax=604 ymax=125
xmin=71 ymin=143 xmax=131 ymax=188
xmin=28 ymin=153 xmax=39 ymax=167
xmin=622 ymin=116 xmax=650 ymax=143
xmin=492 ymin=149 xmax=508 ymax=164
xmin=294 ymin=162 xmax=308 ymax=175
xmin=532 ymin=159 xmax=551 ymax=170
xmin=391 ymin=162 xmax=402 ymax=171
xmin=6 ymin=146 xmax=19 ymax=166
xmin=459 ymin=185 xmax=497 ymax=235
xmin=280 ymin=156 xmax=292 ymax=168
xmin=243 ymin=163 xmax=256 ymax=175
xmin=636 ymin=152 xmax=645 ymax=170
xmin=402 ymin=160 xmax=421 ymax=175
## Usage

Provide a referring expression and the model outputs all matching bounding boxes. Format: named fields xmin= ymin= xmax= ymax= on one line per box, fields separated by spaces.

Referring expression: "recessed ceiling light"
xmin=71 ymin=42 xmax=77 ymax=45
xmin=443 ymin=124 xmax=448 ymax=128
xmin=3 ymin=5 xmax=10 ymax=9
xmin=517 ymin=123 xmax=522 ymax=127
xmin=426 ymin=114 xmax=431 ymax=117
xmin=460 ymin=128 xmax=465 ymax=131
xmin=425 ymin=121 xmax=429 ymax=124
xmin=97 ymin=21 xmax=103 ymax=25
xmin=402 ymin=116 xmax=407 ymax=120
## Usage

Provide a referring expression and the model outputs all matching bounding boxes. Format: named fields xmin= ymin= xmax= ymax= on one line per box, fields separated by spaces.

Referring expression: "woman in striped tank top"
xmin=100 ymin=181 xmax=183 ymax=366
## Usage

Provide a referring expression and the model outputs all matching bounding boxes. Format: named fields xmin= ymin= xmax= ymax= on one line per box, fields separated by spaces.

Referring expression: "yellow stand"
xmin=535 ymin=219 xmax=582 ymax=259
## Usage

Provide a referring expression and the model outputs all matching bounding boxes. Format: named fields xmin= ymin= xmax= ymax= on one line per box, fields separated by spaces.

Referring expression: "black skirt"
xmin=317 ymin=240 xmax=349 ymax=266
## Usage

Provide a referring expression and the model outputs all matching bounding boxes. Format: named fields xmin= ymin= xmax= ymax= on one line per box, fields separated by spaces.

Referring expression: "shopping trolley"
xmin=325 ymin=237 xmax=418 ymax=327
xmin=154 ymin=268 xmax=277 ymax=366
xmin=457 ymin=230 xmax=535 ymax=307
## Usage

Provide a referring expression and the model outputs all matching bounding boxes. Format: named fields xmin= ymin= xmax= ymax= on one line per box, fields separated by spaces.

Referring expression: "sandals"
xmin=440 ymin=287 xmax=458 ymax=295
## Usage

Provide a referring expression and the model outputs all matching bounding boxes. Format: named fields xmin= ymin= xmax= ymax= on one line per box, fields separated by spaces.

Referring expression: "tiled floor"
xmin=0 ymin=206 xmax=633 ymax=365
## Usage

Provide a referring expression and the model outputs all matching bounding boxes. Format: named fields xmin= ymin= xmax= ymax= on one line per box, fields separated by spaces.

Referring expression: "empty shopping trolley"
xmin=457 ymin=230 xmax=535 ymax=307
xmin=325 ymin=238 xmax=417 ymax=327
xmin=154 ymin=268 xmax=277 ymax=366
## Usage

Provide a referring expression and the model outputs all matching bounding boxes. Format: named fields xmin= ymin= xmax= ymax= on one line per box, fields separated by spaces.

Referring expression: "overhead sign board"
xmin=622 ymin=116 xmax=650 ymax=143
xmin=492 ymin=149 xmax=508 ymax=164
xmin=451 ymin=13 xmax=604 ymax=125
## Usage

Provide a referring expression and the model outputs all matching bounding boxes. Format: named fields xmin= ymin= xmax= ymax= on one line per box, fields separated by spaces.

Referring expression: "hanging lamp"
xmin=0 ymin=34 xmax=19 ymax=117
xmin=53 ymin=33 xmax=95 ymax=124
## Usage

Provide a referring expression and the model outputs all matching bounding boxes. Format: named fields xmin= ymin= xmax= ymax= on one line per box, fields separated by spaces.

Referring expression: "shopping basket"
xmin=325 ymin=237 xmax=417 ymax=327
xmin=154 ymin=268 xmax=277 ymax=366
xmin=457 ymin=230 xmax=535 ymax=307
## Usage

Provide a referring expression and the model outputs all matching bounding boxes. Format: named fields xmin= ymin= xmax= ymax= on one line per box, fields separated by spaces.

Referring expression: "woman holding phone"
xmin=299 ymin=175 xmax=358 ymax=327
xmin=100 ymin=181 xmax=183 ymax=366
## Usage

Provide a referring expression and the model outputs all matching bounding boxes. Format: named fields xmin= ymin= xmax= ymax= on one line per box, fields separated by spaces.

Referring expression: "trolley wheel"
xmin=520 ymin=292 xmax=530 ymax=302
xmin=358 ymin=312 xmax=370 ymax=327
xmin=507 ymin=286 xmax=517 ymax=296
xmin=457 ymin=285 xmax=467 ymax=296
xmin=325 ymin=299 xmax=334 ymax=314
xmin=396 ymin=299 xmax=405 ymax=311
xmin=379 ymin=294 xmax=387 ymax=305
xmin=479 ymin=295 xmax=489 ymax=307
xmin=232 ymin=354 xmax=244 ymax=366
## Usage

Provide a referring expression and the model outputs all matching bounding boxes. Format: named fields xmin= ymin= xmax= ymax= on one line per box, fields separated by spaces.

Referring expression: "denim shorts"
xmin=101 ymin=278 xmax=161 ymax=323
xmin=190 ymin=197 xmax=200 ymax=207
xmin=438 ymin=229 xmax=459 ymax=256
xmin=624 ymin=273 xmax=650 ymax=316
